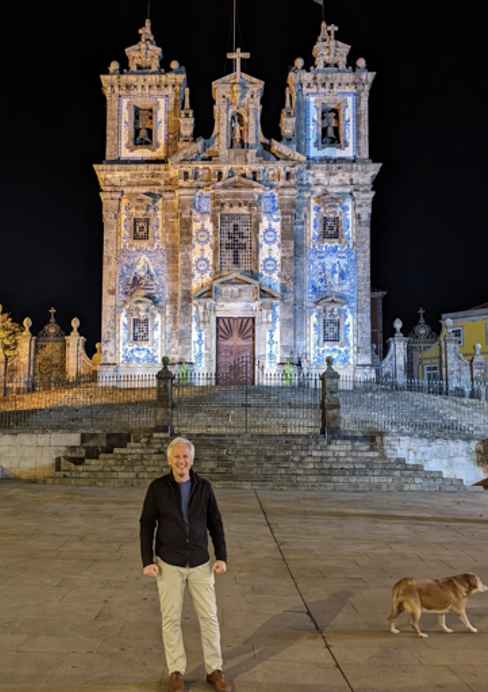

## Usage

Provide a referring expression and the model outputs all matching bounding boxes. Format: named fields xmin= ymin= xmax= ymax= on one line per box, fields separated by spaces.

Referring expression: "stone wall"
xmin=0 ymin=432 xmax=82 ymax=480
xmin=383 ymin=434 xmax=488 ymax=486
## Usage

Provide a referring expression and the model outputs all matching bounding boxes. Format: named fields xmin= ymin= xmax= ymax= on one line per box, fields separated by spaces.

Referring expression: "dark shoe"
xmin=206 ymin=669 xmax=233 ymax=692
xmin=167 ymin=671 xmax=185 ymax=692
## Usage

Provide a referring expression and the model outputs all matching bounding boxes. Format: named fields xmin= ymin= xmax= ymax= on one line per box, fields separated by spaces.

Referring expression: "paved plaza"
xmin=1 ymin=480 xmax=488 ymax=691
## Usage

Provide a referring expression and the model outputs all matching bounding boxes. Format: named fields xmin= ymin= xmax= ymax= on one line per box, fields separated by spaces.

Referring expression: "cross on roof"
xmin=226 ymin=47 xmax=250 ymax=81
xmin=49 ymin=307 xmax=56 ymax=322
xmin=418 ymin=307 xmax=425 ymax=321
xmin=328 ymin=23 xmax=339 ymax=41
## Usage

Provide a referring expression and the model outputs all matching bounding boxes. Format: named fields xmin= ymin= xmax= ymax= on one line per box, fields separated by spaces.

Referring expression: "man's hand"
xmin=143 ymin=563 xmax=159 ymax=577
xmin=212 ymin=560 xmax=227 ymax=575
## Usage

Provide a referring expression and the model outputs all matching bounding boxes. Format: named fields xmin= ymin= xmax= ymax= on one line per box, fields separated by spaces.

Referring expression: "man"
xmin=140 ymin=437 xmax=233 ymax=692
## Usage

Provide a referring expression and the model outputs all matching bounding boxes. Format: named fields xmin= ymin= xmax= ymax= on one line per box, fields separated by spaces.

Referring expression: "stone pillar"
xmin=294 ymin=176 xmax=309 ymax=359
xmin=382 ymin=319 xmax=408 ymax=384
xmin=65 ymin=318 xmax=85 ymax=380
xmin=320 ymin=356 xmax=341 ymax=435
xmin=178 ymin=193 xmax=194 ymax=362
xmin=15 ymin=317 xmax=36 ymax=389
xmin=472 ymin=344 xmax=486 ymax=382
xmin=353 ymin=189 xmax=375 ymax=371
xmin=440 ymin=318 xmax=471 ymax=393
xmin=278 ymin=191 xmax=296 ymax=359
xmin=156 ymin=357 xmax=175 ymax=432
xmin=163 ymin=191 xmax=180 ymax=361
xmin=100 ymin=191 xmax=122 ymax=368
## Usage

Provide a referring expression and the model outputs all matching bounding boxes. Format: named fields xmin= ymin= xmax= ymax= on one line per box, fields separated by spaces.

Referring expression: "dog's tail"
xmin=388 ymin=578 xmax=415 ymax=621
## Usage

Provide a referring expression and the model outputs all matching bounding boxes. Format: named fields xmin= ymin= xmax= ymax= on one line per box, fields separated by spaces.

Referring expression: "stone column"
xmin=163 ymin=191 xmax=180 ymax=361
xmin=278 ymin=190 xmax=296 ymax=360
xmin=382 ymin=319 xmax=408 ymax=384
xmin=440 ymin=318 xmax=471 ymax=393
xmin=320 ymin=356 xmax=341 ymax=435
xmin=353 ymin=189 xmax=375 ymax=371
xmin=294 ymin=174 xmax=309 ymax=360
xmin=355 ymin=76 xmax=371 ymax=160
xmin=156 ymin=357 xmax=175 ymax=432
xmin=15 ymin=318 xmax=36 ymax=389
xmin=472 ymin=343 xmax=486 ymax=382
xmin=65 ymin=318 xmax=86 ymax=380
xmin=100 ymin=191 xmax=122 ymax=369
xmin=177 ymin=192 xmax=194 ymax=362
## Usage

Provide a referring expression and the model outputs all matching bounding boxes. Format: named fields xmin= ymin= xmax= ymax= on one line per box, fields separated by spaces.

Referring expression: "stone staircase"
xmin=41 ymin=432 xmax=465 ymax=492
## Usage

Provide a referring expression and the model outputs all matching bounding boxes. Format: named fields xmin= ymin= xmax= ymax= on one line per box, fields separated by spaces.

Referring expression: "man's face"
xmin=168 ymin=442 xmax=194 ymax=482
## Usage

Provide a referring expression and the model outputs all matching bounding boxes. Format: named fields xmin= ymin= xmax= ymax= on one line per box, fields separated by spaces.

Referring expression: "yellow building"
xmin=419 ymin=304 xmax=488 ymax=380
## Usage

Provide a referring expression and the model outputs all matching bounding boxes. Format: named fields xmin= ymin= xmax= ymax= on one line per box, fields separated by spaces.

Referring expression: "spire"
xmin=125 ymin=19 xmax=162 ymax=72
xmin=312 ymin=17 xmax=350 ymax=69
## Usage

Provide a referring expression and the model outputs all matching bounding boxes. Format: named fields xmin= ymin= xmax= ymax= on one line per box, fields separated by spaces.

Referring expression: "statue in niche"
xmin=134 ymin=107 xmax=154 ymax=146
xmin=230 ymin=113 xmax=244 ymax=148
xmin=320 ymin=105 xmax=340 ymax=147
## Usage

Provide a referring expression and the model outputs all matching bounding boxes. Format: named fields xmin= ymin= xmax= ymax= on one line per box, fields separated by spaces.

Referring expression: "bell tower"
xmin=100 ymin=19 xmax=192 ymax=162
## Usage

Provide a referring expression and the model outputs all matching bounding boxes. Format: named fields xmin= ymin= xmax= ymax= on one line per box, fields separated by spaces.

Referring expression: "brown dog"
xmin=388 ymin=573 xmax=488 ymax=638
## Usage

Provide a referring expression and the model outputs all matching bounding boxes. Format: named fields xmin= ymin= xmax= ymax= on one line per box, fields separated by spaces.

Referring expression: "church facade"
xmin=95 ymin=14 xmax=381 ymax=381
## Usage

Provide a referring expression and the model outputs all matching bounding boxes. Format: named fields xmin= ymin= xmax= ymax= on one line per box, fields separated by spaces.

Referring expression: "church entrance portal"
xmin=216 ymin=317 xmax=255 ymax=385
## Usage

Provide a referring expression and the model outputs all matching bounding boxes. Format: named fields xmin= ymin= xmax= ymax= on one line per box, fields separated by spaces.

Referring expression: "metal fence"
xmin=1 ymin=370 xmax=487 ymax=439
xmin=172 ymin=372 xmax=321 ymax=434
xmin=339 ymin=376 xmax=488 ymax=438
xmin=0 ymin=374 xmax=159 ymax=431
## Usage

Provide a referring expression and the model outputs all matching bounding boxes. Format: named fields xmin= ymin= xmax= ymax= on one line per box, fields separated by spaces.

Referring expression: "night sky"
xmin=2 ymin=1 xmax=487 ymax=354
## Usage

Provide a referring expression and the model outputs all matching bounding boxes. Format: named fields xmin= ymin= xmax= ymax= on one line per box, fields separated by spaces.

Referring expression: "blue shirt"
xmin=180 ymin=479 xmax=192 ymax=525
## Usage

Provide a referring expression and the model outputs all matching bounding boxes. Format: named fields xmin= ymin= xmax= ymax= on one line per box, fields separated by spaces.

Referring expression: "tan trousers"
xmin=155 ymin=558 xmax=223 ymax=675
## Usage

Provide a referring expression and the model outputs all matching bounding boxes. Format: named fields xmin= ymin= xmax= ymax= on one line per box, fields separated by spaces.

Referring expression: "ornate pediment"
xmin=209 ymin=174 xmax=268 ymax=193
xmin=194 ymin=272 xmax=279 ymax=302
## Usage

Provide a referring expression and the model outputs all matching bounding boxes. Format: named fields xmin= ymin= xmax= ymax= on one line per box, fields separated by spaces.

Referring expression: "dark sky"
xmin=2 ymin=1 xmax=487 ymax=354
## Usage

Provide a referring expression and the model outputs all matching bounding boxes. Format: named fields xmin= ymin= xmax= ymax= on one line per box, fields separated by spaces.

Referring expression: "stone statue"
xmin=321 ymin=108 xmax=339 ymax=145
xmin=231 ymin=114 xmax=243 ymax=148
xmin=287 ymin=57 xmax=305 ymax=110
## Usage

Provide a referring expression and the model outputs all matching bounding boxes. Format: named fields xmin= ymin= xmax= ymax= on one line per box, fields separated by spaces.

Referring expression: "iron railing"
xmin=173 ymin=372 xmax=321 ymax=434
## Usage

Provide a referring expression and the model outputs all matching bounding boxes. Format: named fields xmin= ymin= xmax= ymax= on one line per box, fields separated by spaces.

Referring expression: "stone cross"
xmin=328 ymin=23 xmax=339 ymax=41
xmin=49 ymin=307 xmax=56 ymax=322
xmin=418 ymin=307 xmax=425 ymax=320
xmin=227 ymin=48 xmax=250 ymax=80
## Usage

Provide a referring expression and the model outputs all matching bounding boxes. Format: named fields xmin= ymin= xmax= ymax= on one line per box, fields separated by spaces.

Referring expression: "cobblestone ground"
xmin=1 ymin=481 xmax=488 ymax=691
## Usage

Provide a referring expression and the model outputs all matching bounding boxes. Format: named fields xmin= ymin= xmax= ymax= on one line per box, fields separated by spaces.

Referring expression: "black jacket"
xmin=139 ymin=470 xmax=227 ymax=568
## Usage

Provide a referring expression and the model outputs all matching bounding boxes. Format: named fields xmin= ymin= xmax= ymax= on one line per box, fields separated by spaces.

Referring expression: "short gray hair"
xmin=167 ymin=437 xmax=195 ymax=461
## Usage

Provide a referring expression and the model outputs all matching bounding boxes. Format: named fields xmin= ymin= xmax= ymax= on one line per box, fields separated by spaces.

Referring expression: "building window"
xmin=449 ymin=327 xmax=464 ymax=346
xmin=133 ymin=317 xmax=149 ymax=343
xmin=322 ymin=316 xmax=340 ymax=343
xmin=220 ymin=213 xmax=253 ymax=272
xmin=133 ymin=218 xmax=150 ymax=241
xmin=321 ymin=215 xmax=340 ymax=241
xmin=133 ymin=107 xmax=153 ymax=146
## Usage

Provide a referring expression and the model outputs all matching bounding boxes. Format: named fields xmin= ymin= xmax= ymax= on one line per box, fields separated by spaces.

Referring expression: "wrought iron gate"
xmin=172 ymin=366 xmax=321 ymax=434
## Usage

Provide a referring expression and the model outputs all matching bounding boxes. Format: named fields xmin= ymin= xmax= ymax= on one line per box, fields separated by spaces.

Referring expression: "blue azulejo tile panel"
xmin=120 ymin=309 xmax=161 ymax=365
xmin=192 ymin=192 xmax=214 ymax=291
xmin=258 ymin=191 xmax=281 ymax=293
xmin=308 ymin=197 xmax=356 ymax=368
xmin=266 ymin=302 xmax=280 ymax=370
xmin=192 ymin=305 xmax=206 ymax=371
xmin=304 ymin=93 xmax=356 ymax=160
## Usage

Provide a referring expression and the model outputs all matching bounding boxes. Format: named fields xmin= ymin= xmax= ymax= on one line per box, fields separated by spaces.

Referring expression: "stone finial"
xmin=356 ymin=57 xmax=367 ymax=70
xmin=312 ymin=20 xmax=351 ymax=69
xmin=108 ymin=60 xmax=120 ymax=74
xmin=393 ymin=318 xmax=403 ymax=335
xmin=22 ymin=317 xmax=32 ymax=334
xmin=444 ymin=317 xmax=454 ymax=329
xmin=294 ymin=57 xmax=305 ymax=70
xmin=475 ymin=343 xmax=482 ymax=356
xmin=70 ymin=317 xmax=80 ymax=335
xmin=125 ymin=18 xmax=162 ymax=72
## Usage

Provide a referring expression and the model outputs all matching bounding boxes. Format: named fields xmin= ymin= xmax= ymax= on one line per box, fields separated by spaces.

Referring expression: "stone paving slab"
xmin=1 ymin=481 xmax=488 ymax=691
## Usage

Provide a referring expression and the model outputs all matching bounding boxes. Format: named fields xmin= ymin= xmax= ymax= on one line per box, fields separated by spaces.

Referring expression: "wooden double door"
xmin=216 ymin=317 xmax=255 ymax=385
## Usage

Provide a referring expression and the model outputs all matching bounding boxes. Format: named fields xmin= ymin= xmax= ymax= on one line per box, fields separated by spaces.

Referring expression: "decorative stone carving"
xmin=125 ymin=19 xmax=162 ymax=73
xmin=312 ymin=20 xmax=351 ymax=70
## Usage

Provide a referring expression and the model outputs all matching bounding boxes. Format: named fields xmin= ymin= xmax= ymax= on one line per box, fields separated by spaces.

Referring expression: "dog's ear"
xmin=461 ymin=573 xmax=479 ymax=592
